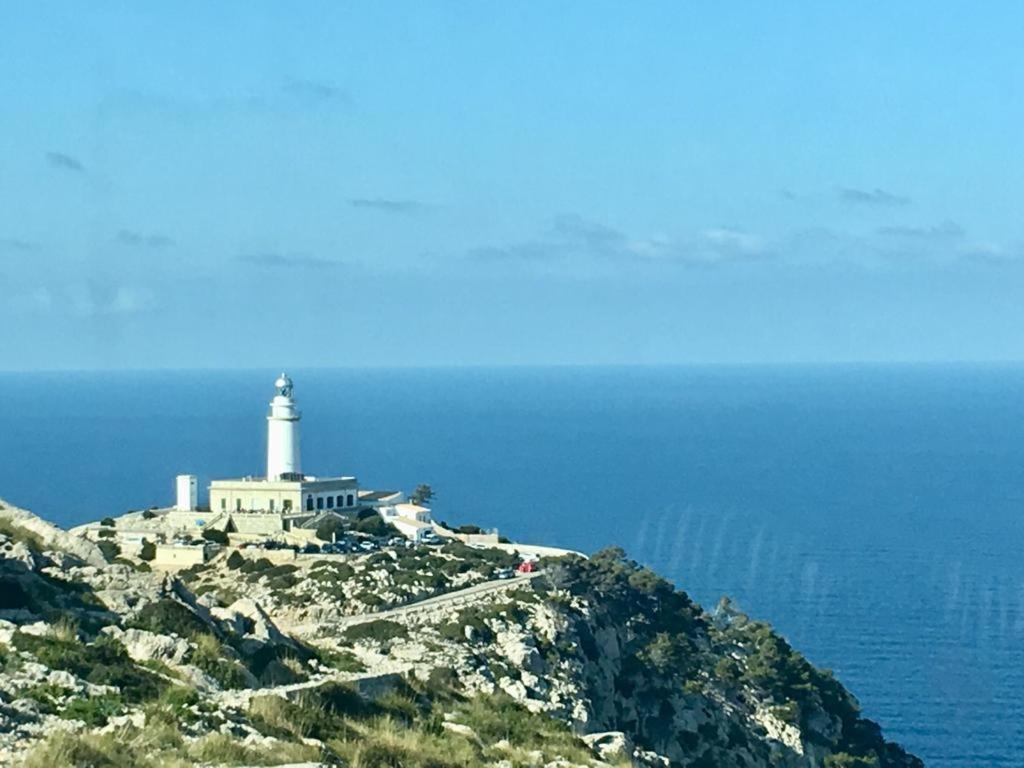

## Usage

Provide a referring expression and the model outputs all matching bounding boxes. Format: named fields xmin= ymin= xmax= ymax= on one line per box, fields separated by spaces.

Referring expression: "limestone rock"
xmin=0 ymin=502 xmax=105 ymax=567
xmin=106 ymin=626 xmax=190 ymax=665
xmin=583 ymin=731 xmax=633 ymax=762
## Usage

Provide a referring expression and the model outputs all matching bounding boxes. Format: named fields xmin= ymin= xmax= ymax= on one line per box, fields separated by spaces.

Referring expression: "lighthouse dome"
xmin=274 ymin=373 xmax=293 ymax=397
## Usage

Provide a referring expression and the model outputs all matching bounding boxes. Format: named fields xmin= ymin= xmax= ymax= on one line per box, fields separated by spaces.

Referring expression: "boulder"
xmin=583 ymin=731 xmax=633 ymax=762
xmin=113 ymin=627 xmax=190 ymax=665
xmin=0 ymin=502 xmax=105 ymax=567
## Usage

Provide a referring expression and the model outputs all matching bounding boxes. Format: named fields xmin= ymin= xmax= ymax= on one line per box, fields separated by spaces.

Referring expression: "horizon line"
xmin=4 ymin=359 xmax=1024 ymax=375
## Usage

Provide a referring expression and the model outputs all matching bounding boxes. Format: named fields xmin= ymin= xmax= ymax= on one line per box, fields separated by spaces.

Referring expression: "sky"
xmin=2 ymin=2 xmax=1024 ymax=370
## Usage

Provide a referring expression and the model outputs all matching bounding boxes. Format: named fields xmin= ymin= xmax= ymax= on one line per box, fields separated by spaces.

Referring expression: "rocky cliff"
xmin=0 ymin=500 xmax=922 ymax=768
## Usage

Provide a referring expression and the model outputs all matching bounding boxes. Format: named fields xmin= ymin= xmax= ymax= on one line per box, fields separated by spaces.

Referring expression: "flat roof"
xmin=210 ymin=476 xmax=357 ymax=490
xmin=359 ymin=490 xmax=400 ymax=501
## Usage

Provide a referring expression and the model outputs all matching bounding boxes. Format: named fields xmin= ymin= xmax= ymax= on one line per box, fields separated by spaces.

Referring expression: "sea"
xmin=0 ymin=365 xmax=1021 ymax=766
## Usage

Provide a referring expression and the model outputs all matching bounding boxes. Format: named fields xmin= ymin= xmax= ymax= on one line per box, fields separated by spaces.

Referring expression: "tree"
xmin=410 ymin=484 xmax=434 ymax=506
xmin=316 ymin=517 xmax=347 ymax=542
xmin=139 ymin=541 xmax=156 ymax=561
xmin=226 ymin=550 xmax=245 ymax=569
xmin=202 ymin=529 xmax=229 ymax=545
xmin=354 ymin=515 xmax=396 ymax=538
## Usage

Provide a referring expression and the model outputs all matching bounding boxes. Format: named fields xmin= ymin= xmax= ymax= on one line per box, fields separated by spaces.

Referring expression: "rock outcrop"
xmin=0 ymin=502 xmax=922 ymax=768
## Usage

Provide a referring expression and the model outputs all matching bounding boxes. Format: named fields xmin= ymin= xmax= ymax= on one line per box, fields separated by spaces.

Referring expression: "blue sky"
xmin=3 ymin=2 xmax=1024 ymax=369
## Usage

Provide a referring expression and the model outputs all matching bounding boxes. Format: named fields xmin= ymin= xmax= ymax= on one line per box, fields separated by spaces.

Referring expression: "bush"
xmin=96 ymin=539 xmax=120 ymax=563
xmin=129 ymin=598 xmax=210 ymax=639
xmin=11 ymin=633 xmax=164 ymax=703
xmin=61 ymin=692 xmax=124 ymax=726
xmin=226 ymin=550 xmax=245 ymax=569
xmin=141 ymin=510 xmax=156 ymax=519
xmin=201 ymin=528 xmax=229 ymax=545
xmin=239 ymin=557 xmax=273 ymax=574
xmin=343 ymin=619 xmax=408 ymax=643
xmin=189 ymin=634 xmax=251 ymax=690
xmin=139 ymin=541 xmax=156 ymax=561
xmin=100 ymin=517 xmax=115 ymax=527
xmin=354 ymin=515 xmax=396 ymax=538
xmin=316 ymin=517 xmax=347 ymax=542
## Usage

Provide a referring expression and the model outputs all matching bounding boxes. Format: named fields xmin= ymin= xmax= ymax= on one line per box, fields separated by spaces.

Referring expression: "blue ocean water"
xmin=1 ymin=365 xmax=1022 ymax=766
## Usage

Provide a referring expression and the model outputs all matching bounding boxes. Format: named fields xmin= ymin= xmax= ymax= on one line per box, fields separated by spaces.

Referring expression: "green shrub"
xmin=225 ymin=550 xmax=245 ymax=569
xmin=343 ymin=619 xmax=407 ymax=643
xmin=354 ymin=515 xmax=395 ymax=537
xmin=100 ymin=517 xmax=115 ymax=527
xmin=315 ymin=647 xmax=366 ymax=673
xmin=190 ymin=634 xmax=250 ymax=690
xmin=129 ymin=598 xmax=210 ymax=639
xmin=0 ymin=519 xmax=45 ymax=552
xmin=316 ymin=517 xmax=347 ymax=542
xmin=60 ymin=692 xmax=124 ymax=726
xmin=141 ymin=510 xmax=156 ymax=519
xmin=201 ymin=528 xmax=228 ymax=545
xmin=11 ymin=633 xmax=164 ymax=703
xmin=144 ymin=684 xmax=201 ymax=728
xmin=139 ymin=541 xmax=156 ymax=561
xmin=824 ymin=754 xmax=881 ymax=768
xmin=239 ymin=557 xmax=273 ymax=574
xmin=96 ymin=539 xmax=120 ymax=562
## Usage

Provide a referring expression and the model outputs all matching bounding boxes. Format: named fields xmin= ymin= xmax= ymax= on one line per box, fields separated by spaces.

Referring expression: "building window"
xmin=306 ymin=495 xmax=313 ymax=511
xmin=235 ymin=499 xmax=241 ymax=511
xmin=220 ymin=498 xmax=226 ymax=511
xmin=347 ymin=494 xmax=354 ymax=506
xmin=326 ymin=496 xmax=334 ymax=508
xmin=269 ymin=499 xmax=275 ymax=512
xmin=316 ymin=497 xmax=324 ymax=510
xmin=283 ymin=499 xmax=292 ymax=511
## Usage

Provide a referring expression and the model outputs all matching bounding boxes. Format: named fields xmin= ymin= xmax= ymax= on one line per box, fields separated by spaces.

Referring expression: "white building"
xmin=206 ymin=374 xmax=360 ymax=515
xmin=175 ymin=475 xmax=197 ymax=512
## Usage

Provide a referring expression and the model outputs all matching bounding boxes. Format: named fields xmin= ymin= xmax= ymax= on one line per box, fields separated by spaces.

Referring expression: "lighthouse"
xmin=208 ymin=373 xmax=358 ymax=515
xmin=266 ymin=373 xmax=301 ymax=480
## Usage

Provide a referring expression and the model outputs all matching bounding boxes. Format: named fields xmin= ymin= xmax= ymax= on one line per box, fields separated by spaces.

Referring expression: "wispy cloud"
xmin=236 ymin=252 xmax=345 ymax=270
xmin=0 ymin=237 xmax=38 ymax=253
xmin=877 ymin=220 xmax=964 ymax=240
xmin=45 ymin=151 xmax=85 ymax=172
xmin=470 ymin=214 xmax=770 ymax=268
xmin=283 ymin=78 xmax=350 ymax=104
xmin=11 ymin=282 xmax=152 ymax=316
xmin=116 ymin=229 xmax=175 ymax=248
xmin=838 ymin=187 xmax=910 ymax=206
xmin=349 ymin=198 xmax=429 ymax=214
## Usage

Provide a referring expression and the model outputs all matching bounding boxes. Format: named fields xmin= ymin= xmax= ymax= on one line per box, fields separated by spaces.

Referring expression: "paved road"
xmin=216 ymin=572 xmax=542 ymax=706
xmin=289 ymin=572 xmax=541 ymax=638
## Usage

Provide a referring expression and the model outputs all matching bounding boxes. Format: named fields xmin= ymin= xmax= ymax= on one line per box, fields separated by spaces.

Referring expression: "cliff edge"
xmin=0 ymin=501 xmax=922 ymax=768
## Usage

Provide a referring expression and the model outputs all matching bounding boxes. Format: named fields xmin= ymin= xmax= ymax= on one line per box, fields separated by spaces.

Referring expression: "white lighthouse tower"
xmin=266 ymin=373 xmax=301 ymax=481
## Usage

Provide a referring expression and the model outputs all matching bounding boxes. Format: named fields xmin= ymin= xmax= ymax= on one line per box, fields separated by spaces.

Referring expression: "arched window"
xmin=347 ymin=494 xmax=354 ymax=507
xmin=316 ymin=497 xmax=324 ymax=510
xmin=326 ymin=496 xmax=334 ymax=508
xmin=306 ymin=495 xmax=314 ymax=511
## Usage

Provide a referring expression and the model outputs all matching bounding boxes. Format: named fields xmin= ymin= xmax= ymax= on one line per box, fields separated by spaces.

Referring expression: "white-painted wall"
xmin=153 ymin=544 xmax=206 ymax=568
xmin=267 ymin=377 xmax=301 ymax=481
xmin=175 ymin=475 xmax=197 ymax=512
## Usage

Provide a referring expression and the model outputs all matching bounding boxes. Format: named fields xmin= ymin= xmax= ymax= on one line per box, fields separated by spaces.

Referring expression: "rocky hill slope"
xmin=0 ymin=499 xmax=922 ymax=768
